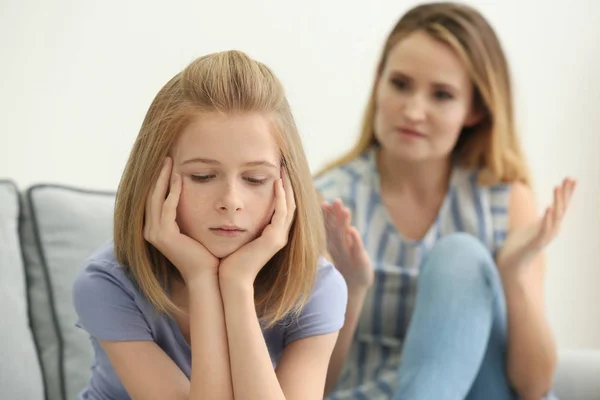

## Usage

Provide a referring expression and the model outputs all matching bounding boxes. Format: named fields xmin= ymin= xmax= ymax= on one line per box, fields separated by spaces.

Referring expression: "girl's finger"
xmin=271 ymin=178 xmax=287 ymax=229
xmin=162 ymin=173 xmax=182 ymax=226
xmin=282 ymin=168 xmax=296 ymax=227
xmin=146 ymin=157 xmax=172 ymax=229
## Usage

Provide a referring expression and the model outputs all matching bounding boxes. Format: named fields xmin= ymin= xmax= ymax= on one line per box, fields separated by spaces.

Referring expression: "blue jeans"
xmin=393 ymin=232 xmax=519 ymax=400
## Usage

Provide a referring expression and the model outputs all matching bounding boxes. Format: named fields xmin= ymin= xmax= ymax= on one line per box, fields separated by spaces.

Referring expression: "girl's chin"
xmin=190 ymin=230 xmax=261 ymax=259
xmin=204 ymin=241 xmax=245 ymax=260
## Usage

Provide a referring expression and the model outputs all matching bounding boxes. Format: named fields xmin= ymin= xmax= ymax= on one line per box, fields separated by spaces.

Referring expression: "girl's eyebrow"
xmin=181 ymin=157 xmax=279 ymax=170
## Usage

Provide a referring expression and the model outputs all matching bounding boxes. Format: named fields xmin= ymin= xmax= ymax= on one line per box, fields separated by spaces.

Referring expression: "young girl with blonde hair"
xmin=316 ymin=3 xmax=575 ymax=399
xmin=73 ymin=50 xmax=347 ymax=400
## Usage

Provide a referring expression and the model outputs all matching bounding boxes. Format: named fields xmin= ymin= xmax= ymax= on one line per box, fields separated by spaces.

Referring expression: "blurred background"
xmin=1 ymin=0 xmax=598 ymax=350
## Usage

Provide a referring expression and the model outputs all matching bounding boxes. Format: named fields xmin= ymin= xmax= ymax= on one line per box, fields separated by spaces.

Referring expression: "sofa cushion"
xmin=554 ymin=349 xmax=600 ymax=400
xmin=0 ymin=180 xmax=45 ymax=399
xmin=20 ymin=184 xmax=115 ymax=400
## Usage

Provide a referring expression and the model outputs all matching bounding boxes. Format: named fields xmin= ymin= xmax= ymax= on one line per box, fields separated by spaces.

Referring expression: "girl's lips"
xmin=210 ymin=227 xmax=246 ymax=237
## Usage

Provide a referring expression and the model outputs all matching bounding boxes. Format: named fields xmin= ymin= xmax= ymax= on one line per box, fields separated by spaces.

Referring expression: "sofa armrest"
xmin=553 ymin=349 xmax=600 ymax=400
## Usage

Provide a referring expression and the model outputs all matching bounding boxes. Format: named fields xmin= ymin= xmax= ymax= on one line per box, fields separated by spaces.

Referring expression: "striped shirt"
xmin=315 ymin=147 xmax=511 ymax=399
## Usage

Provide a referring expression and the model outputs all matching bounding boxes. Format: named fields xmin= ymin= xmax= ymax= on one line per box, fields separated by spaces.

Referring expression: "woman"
xmin=316 ymin=3 xmax=575 ymax=399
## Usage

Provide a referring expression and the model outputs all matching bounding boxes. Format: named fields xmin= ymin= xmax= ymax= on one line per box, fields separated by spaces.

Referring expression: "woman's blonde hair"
xmin=114 ymin=50 xmax=325 ymax=327
xmin=317 ymin=2 xmax=531 ymax=186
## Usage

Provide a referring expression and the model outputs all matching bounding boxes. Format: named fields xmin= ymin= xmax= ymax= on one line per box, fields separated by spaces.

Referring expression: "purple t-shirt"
xmin=72 ymin=240 xmax=347 ymax=400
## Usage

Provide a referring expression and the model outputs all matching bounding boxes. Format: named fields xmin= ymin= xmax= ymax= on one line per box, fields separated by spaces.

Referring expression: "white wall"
xmin=1 ymin=0 xmax=598 ymax=349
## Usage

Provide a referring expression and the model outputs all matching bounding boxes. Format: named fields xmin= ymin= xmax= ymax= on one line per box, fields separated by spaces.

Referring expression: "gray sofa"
xmin=1 ymin=180 xmax=599 ymax=400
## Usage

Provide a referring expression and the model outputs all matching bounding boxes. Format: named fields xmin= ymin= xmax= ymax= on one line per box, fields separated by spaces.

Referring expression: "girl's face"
xmin=374 ymin=30 xmax=480 ymax=162
xmin=171 ymin=112 xmax=281 ymax=259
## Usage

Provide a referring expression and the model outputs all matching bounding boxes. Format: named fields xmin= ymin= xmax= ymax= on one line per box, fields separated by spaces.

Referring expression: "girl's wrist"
xmin=185 ymin=268 xmax=220 ymax=288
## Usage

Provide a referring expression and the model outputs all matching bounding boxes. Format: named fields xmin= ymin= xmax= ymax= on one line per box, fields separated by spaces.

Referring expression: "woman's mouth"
xmin=396 ymin=127 xmax=425 ymax=139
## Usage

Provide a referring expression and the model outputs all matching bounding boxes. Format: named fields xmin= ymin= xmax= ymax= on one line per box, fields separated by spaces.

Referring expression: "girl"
xmin=73 ymin=50 xmax=347 ymax=400
xmin=315 ymin=3 xmax=575 ymax=400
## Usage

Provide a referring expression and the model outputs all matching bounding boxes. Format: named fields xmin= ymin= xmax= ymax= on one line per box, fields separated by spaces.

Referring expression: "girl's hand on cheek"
xmin=144 ymin=157 xmax=220 ymax=284
xmin=219 ymin=168 xmax=296 ymax=289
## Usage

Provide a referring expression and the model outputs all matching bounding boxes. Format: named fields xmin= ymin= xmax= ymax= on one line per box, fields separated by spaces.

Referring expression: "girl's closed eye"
xmin=191 ymin=174 xmax=216 ymax=182
xmin=244 ymin=176 xmax=268 ymax=185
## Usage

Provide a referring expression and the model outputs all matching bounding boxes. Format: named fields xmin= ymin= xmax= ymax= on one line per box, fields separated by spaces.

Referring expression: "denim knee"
xmin=420 ymin=233 xmax=498 ymax=289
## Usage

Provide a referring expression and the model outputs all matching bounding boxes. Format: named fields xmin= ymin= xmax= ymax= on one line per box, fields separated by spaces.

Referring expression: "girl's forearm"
xmin=220 ymin=278 xmax=286 ymax=400
xmin=188 ymin=274 xmax=234 ymax=400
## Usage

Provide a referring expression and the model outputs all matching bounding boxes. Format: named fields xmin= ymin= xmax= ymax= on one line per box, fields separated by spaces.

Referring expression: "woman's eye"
xmin=434 ymin=91 xmax=453 ymax=100
xmin=245 ymin=177 xmax=267 ymax=185
xmin=191 ymin=174 xmax=215 ymax=182
xmin=391 ymin=78 xmax=408 ymax=90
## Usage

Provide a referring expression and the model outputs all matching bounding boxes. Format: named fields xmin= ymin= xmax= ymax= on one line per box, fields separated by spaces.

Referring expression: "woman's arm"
xmin=498 ymin=182 xmax=562 ymax=400
xmin=320 ymin=199 xmax=374 ymax=394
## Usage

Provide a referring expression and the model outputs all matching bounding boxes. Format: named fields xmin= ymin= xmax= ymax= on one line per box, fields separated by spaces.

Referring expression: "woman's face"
xmin=374 ymin=30 xmax=480 ymax=162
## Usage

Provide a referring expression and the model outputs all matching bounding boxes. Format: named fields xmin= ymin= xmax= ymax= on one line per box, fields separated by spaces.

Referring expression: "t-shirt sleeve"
xmin=284 ymin=258 xmax=348 ymax=346
xmin=72 ymin=260 xmax=153 ymax=342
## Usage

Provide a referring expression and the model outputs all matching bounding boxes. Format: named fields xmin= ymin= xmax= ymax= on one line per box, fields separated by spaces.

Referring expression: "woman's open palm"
xmin=322 ymin=198 xmax=374 ymax=290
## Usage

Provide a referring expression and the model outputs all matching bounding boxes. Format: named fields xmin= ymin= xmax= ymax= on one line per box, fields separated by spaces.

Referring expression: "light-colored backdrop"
xmin=1 ymin=0 xmax=598 ymax=349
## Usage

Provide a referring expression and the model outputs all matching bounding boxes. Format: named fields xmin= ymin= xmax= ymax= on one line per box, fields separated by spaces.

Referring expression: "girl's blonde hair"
xmin=317 ymin=2 xmax=531 ymax=186
xmin=114 ymin=50 xmax=325 ymax=327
